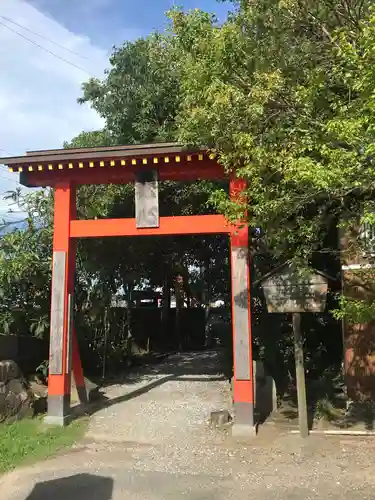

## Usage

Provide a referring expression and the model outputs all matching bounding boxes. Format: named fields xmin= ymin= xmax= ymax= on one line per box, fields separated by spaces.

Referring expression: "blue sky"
xmin=0 ymin=0 xmax=232 ymax=217
xmin=28 ymin=0 xmax=231 ymax=49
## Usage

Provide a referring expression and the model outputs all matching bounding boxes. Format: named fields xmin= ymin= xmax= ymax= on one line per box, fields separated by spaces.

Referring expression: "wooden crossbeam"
xmin=70 ymin=215 xmax=232 ymax=238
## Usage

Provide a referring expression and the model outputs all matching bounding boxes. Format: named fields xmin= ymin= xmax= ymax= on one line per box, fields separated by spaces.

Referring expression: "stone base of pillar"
xmin=232 ymin=423 xmax=257 ymax=439
xmin=44 ymin=414 xmax=71 ymax=427
xmin=232 ymin=401 xmax=257 ymax=438
xmin=234 ymin=401 xmax=255 ymax=424
xmin=45 ymin=394 xmax=71 ymax=426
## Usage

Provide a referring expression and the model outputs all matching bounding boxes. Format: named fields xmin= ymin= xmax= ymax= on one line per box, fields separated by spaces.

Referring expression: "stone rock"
xmin=0 ymin=360 xmax=20 ymax=383
xmin=256 ymin=375 xmax=277 ymax=420
xmin=210 ymin=410 xmax=231 ymax=427
xmin=0 ymin=360 xmax=33 ymax=424
xmin=7 ymin=378 xmax=27 ymax=397
xmin=0 ymin=393 xmax=5 ymax=411
xmin=230 ymin=361 xmax=277 ymax=423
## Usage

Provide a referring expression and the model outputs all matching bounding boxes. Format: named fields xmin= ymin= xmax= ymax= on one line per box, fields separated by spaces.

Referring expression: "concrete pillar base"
xmin=232 ymin=401 xmax=257 ymax=438
xmin=46 ymin=393 xmax=71 ymax=426
xmin=232 ymin=423 xmax=257 ymax=439
xmin=44 ymin=414 xmax=71 ymax=427
xmin=234 ymin=401 xmax=255 ymax=424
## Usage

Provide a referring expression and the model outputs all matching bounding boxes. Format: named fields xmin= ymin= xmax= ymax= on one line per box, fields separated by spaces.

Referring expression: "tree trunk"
xmin=102 ymin=307 xmax=109 ymax=379
xmin=203 ymin=257 xmax=212 ymax=348
xmin=161 ymin=274 xmax=171 ymax=349
xmin=175 ymin=275 xmax=184 ymax=351
xmin=293 ymin=313 xmax=309 ymax=438
xmin=126 ymin=282 xmax=134 ymax=359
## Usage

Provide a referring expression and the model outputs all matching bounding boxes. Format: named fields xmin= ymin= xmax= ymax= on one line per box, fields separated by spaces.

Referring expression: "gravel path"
xmin=2 ymin=350 xmax=375 ymax=499
xmin=86 ymin=350 xmax=230 ymax=446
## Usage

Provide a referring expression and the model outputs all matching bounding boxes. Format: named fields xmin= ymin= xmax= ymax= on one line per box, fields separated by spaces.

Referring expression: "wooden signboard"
xmin=49 ymin=251 xmax=66 ymax=375
xmin=261 ymin=265 xmax=328 ymax=313
xmin=259 ymin=264 xmax=330 ymax=438
xmin=135 ymin=169 xmax=159 ymax=228
xmin=232 ymin=247 xmax=251 ymax=380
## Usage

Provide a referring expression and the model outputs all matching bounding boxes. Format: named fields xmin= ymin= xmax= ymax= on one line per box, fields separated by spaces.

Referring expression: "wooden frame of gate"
xmin=2 ymin=143 xmax=256 ymax=435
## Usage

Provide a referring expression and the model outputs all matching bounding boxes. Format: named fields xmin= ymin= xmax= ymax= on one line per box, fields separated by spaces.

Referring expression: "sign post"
xmin=259 ymin=263 xmax=329 ymax=438
xmin=292 ymin=312 xmax=309 ymax=438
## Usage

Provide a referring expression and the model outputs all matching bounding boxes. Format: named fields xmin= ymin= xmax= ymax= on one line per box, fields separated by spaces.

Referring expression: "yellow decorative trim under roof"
xmin=5 ymin=153 xmax=213 ymax=177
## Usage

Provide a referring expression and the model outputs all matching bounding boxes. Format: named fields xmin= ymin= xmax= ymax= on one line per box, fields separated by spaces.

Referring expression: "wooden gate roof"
xmin=0 ymin=143 xmax=225 ymax=187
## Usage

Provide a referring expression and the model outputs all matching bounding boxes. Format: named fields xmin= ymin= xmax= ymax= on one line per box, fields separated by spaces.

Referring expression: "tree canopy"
xmin=171 ymin=1 xmax=375 ymax=260
xmin=79 ymin=34 xmax=181 ymax=144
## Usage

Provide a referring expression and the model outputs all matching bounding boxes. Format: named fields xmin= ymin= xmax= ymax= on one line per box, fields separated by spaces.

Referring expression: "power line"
xmin=0 ymin=15 xmax=96 ymax=63
xmin=0 ymin=153 xmax=21 ymax=184
xmin=0 ymin=163 xmax=15 ymax=174
xmin=0 ymin=161 xmax=19 ymax=178
xmin=0 ymin=176 xmax=20 ymax=185
xmin=0 ymin=168 xmax=19 ymax=182
xmin=0 ymin=20 xmax=92 ymax=76
xmin=0 ymin=149 xmax=20 ymax=180
xmin=1 ymin=211 xmax=23 ymax=218
xmin=0 ymin=172 xmax=14 ymax=180
xmin=0 ymin=160 xmax=20 ymax=183
xmin=0 ymin=163 xmax=14 ymax=172
xmin=0 ymin=148 xmax=13 ymax=156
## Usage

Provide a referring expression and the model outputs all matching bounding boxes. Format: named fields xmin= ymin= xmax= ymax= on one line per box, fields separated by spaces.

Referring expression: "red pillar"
xmin=72 ymin=329 xmax=88 ymax=404
xmin=46 ymin=183 xmax=86 ymax=425
xmin=229 ymin=177 xmax=256 ymax=437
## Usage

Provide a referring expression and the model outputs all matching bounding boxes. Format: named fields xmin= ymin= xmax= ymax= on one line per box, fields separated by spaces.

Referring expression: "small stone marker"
xmin=210 ymin=409 xmax=231 ymax=427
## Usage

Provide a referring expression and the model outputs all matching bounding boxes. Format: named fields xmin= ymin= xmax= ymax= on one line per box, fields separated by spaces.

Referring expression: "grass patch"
xmin=0 ymin=417 xmax=87 ymax=474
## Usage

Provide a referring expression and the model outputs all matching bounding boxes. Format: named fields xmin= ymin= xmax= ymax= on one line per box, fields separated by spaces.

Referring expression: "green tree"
xmin=63 ymin=130 xmax=113 ymax=149
xmin=171 ymin=2 xmax=373 ymax=258
xmin=79 ymin=34 xmax=181 ymax=144
xmin=0 ymin=190 xmax=53 ymax=338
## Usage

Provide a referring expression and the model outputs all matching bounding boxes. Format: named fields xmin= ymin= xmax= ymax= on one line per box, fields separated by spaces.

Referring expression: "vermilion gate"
xmin=2 ymin=143 xmax=256 ymax=436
